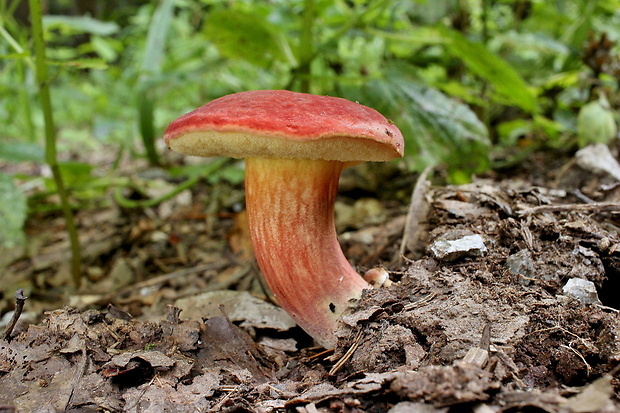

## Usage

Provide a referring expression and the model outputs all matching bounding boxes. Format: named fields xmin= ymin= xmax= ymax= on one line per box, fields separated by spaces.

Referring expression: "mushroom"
xmin=164 ymin=90 xmax=404 ymax=348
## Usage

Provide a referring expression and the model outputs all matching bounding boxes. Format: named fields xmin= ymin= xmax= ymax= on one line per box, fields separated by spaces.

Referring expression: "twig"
xmin=398 ymin=165 xmax=433 ymax=263
xmin=307 ymin=348 xmax=334 ymax=360
xmin=561 ymin=344 xmax=591 ymax=376
xmin=64 ymin=341 xmax=89 ymax=411
xmin=570 ymin=189 xmax=596 ymax=204
xmin=595 ymin=303 xmax=619 ymax=313
xmin=403 ymin=292 xmax=436 ymax=311
xmin=328 ymin=329 xmax=364 ymax=376
xmin=523 ymin=325 xmax=590 ymax=349
xmin=212 ymin=385 xmax=240 ymax=411
xmin=517 ymin=202 xmax=620 ymax=216
xmin=3 ymin=289 xmax=27 ymax=341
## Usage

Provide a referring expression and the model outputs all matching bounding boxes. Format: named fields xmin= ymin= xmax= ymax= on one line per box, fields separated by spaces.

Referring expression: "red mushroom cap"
xmin=164 ymin=90 xmax=404 ymax=162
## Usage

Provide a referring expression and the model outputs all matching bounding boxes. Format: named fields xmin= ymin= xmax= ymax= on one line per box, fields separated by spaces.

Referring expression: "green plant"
xmin=0 ymin=172 xmax=27 ymax=248
xmin=0 ymin=0 xmax=619 ymax=265
xmin=137 ymin=0 xmax=175 ymax=166
xmin=28 ymin=0 xmax=82 ymax=286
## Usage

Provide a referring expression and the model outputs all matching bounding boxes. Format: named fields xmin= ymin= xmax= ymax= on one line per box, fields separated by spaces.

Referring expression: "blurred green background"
xmin=1 ymin=0 xmax=619 ymax=254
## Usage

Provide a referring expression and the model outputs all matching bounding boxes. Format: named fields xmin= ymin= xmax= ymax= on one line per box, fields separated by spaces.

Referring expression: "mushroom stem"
xmin=245 ymin=157 xmax=369 ymax=348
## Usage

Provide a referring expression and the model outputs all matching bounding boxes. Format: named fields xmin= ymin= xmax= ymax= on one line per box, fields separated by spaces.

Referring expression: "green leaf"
xmin=397 ymin=80 xmax=491 ymax=179
xmin=577 ymin=100 xmax=618 ymax=147
xmin=438 ymin=28 xmax=539 ymax=113
xmin=209 ymin=164 xmax=245 ymax=185
xmin=0 ymin=52 xmax=30 ymax=61
xmin=90 ymin=36 xmax=120 ymax=62
xmin=44 ymin=162 xmax=94 ymax=191
xmin=141 ymin=0 xmax=175 ymax=77
xmin=344 ymin=72 xmax=490 ymax=180
xmin=60 ymin=162 xmax=94 ymax=188
xmin=497 ymin=119 xmax=533 ymax=146
xmin=50 ymin=58 xmax=109 ymax=69
xmin=0 ymin=141 xmax=44 ymax=163
xmin=498 ymin=31 xmax=570 ymax=56
xmin=203 ymin=9 xmax=285 ymax=66
xmin=169 ymin=158 xmax=230 ymax=179
xmin=0 ymin=173 xmax=27 ymax=248
xmin=42 ymin=15 xmax=120 ymax=36
xmin=407 ymin=0 xmax=459 ymax=25
xmin=136 ymin=0 xmax=175 ymax=166
xmin=373 ymin=27 xmax=538 ymax=113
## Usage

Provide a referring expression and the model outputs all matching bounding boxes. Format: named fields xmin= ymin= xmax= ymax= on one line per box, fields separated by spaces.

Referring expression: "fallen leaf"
xmin=562 ymin=375 xmax=614 ymax=413
xmin=175 ymin=290 xmax=296 ymax=332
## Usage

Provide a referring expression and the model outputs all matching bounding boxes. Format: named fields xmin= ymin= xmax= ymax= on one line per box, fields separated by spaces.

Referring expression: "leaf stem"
xmin=298 ymin=0 xmax=315 ymax=93
xmin=113 ymin=176 xmax=199 ymax=209
xmin=29 ymin=0 xmax=83 ymax=287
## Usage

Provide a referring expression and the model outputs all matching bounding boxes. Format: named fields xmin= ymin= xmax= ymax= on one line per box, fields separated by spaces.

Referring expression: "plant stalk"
xmin=298 ymin=0 xmax=315 ymax=93
xmin=29 ymin=0 xmax=83 ymax=287
xmin=113 ymin=176 xmax=199 ymax=209
xmin=138 ymin=89 xmax=160 ymax=166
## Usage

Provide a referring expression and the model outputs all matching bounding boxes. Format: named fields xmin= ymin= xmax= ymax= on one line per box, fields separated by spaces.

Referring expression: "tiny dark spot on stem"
xmin=385 ymin=129 xmax=393 ymax=137
xmin=329 ymin=303 xmax=336 ymax=313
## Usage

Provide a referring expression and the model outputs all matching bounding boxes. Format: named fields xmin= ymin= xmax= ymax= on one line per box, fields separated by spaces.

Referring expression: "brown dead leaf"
xmin=122 ymin=381 xmax=212 ymax=413
xmin=197 ymin=315 xmax=274 ymax=384
xmin=562 ymin=375 xmax=615 ymax=413
xmin=175 ymin=290 xmax=296 ymax=332
xmin=105 ymin=349 xmax=176 ymax=370
xmin=160 ymin=319 xmax=201 ymax=352
xmin=434 ymin=199 xmax=490 ymax=219
xmin=67 ymin=372 xmax=122 ymax=411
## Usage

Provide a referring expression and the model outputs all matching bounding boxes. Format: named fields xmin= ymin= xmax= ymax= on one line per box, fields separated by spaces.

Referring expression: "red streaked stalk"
xmin=245 ymin=157 xmax=369 ymax=348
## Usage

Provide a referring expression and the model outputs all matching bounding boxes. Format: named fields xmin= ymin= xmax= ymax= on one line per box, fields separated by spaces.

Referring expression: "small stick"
xmin=517 ymin=202 xmax=620 ymax=216
xmin=307 ymin=348 xmax=334 ymax=360
xmin=328 ymin=329 xmax=364 ymax=376
xmin=561 ymin=344 xmax=591 ymax=376
xmin=3 ymin=289 xmax=28 ymax=341
xmin=398 ymin=165 xmax=433 ymax=264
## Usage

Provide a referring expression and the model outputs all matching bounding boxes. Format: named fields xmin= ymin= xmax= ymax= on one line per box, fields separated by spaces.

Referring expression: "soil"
xmin=0 ymin=149 xmax=619 ymax=412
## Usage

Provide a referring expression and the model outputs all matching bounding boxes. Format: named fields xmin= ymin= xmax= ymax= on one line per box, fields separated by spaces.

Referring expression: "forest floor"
xmin=0 ymin=146 xmax=619 ymax=412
